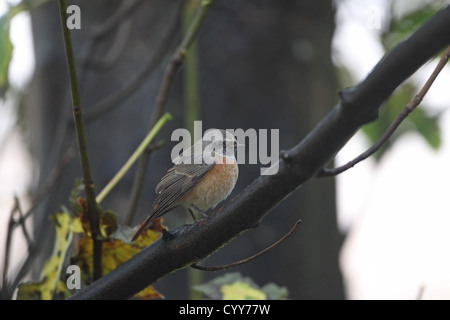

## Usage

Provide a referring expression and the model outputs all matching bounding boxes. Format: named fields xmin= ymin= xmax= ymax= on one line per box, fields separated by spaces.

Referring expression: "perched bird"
xmin=131 ymin=129 xmax=240 ymax=241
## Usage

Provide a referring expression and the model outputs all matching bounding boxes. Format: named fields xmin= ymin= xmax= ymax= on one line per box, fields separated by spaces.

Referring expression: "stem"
xmin=96 ymin=112 xmax=172 ymax=204
xmin=2 ymin=197 xmax=34 ymax=297
xmin=125 ymin=0 xmax=212 ymax=221
xmin=2 ymin=201 xmax=17 ymax=290
xmin=57 ymin=0 xmax=102 ymax=281
xmin=182 ymin=0 xmax=203 ymax=299
xmin=183 ymin=0 xmax=202 ymax=138
xmin=191 ymin=220 xmax=302 ymax=271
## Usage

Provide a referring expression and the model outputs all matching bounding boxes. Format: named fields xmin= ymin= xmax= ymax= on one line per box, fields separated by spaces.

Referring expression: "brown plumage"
xmin=131 ymin=130 xmax=239 ymax=241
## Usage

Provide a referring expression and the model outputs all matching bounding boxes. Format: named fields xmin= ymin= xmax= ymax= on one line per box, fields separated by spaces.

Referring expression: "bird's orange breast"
xmin=181 ymin=155 xmax=238 ymax=211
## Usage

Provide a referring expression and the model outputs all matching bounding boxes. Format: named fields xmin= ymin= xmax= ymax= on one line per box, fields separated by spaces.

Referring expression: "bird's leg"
xmin=188 ymin=208 xmax=198 ymax=223
xmin=191 ymin=205 xmax=208 ymax=218
xmin=188 ymin=205 xmax=208 ymax=223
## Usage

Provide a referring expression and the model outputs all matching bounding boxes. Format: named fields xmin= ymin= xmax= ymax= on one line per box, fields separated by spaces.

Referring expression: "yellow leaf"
xmin=72 ymin=215 xmax=83 ymax=233
xmin=221 ymin=282 xmax=267 ymax=300
xmin=71 ymin=227 xmax=162 ymax=299
xmin=73 ymin=198 xmax=118 ymax=239
xmin=134 ymin=284 xmax=164 ymax=300
xmin=17 ymin=211 xmax=74 ymax=300
xmin=99 ymin=210 xmax=118 ymax=238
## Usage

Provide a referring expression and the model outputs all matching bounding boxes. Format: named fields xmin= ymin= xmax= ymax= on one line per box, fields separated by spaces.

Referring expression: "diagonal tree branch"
xmin=70 ymin=5 xmax=450 ymax=300
xmin=319 ymin=45 xmax=450 ymax=177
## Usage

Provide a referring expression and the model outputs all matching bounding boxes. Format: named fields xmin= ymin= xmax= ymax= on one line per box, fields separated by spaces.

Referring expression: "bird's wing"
xmin=151 ymin=163 xmax=214 ymax=219
xmin=131 ymin=163 xmax=214 ymax=241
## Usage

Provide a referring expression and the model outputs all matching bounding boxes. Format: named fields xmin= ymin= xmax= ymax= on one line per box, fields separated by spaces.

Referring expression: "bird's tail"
xmin=131 ymin=215 xmax=153 ymax=241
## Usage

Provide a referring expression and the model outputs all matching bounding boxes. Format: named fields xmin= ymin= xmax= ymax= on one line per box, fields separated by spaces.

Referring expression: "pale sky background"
xmin=333 ymin=0 xmax=450 ymax=299
xmin=1 ymin=0 xmax=450 ymax=299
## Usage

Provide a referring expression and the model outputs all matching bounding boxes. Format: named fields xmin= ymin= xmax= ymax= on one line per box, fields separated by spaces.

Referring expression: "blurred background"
xmin=0 ymin=0 xmax=449 ymax=299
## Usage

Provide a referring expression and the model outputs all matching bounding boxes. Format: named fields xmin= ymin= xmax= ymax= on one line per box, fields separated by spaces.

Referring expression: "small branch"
xmin=23 ymin=145 xmax=76 ymax=221
xmin=152 ymin=0 xmax=211 ymax=127
xmin=14 ymin=197 xmax=33 ymax=248
xmin=182 ymin=0 xmax=202 ymax=136
xmin=2 ymin=197 xmax=33 ymax=292
xmin=126 ymin=0 xmax=212 ymax=221
xmin=123 ymin=140 xmax=165 ymax=226
xmin=1 ymin=145 xmax=73 ymax=298
xmin=88 ymin=0 xmax=143 ymax=39
xmin=96 ymin=113 xmax=172 ymax=204
xmin=57 ymin=0 xmax=101 ymax=281
xmin=191 ymin=219 xmax=302 ymax=271
xmin=2 ymin=200 xmax=18 ymax=290
xmin=182 ymin=0 xmax=204 ymax=300
xmin=83 ymin=14 xmax=179 ymax=123
xmin=319 ymin=46 xmax=450 ymax=178
xmin=85 ymin=19 xmax=133 ymax=71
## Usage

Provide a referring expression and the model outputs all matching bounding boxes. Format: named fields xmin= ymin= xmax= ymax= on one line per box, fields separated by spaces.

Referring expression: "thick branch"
xmin=319 ymin=45 xmax=450 ymax=177
xmin=70 ymin=5 xmax=450 ymax=300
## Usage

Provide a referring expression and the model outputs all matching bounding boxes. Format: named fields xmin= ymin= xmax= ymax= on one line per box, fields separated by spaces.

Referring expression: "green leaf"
xmin=221 ymin=282 xmax=267 ymax=300
xmin=409 ymin=108 xmax=441 ymax=150
xmin=360 ymin=82 xmax=441 ymax=160
xmin=193 ymin=272 xmax=289 ymax=300
xmin=0 ymin=14 xmax=13 ymax=98
xmin=193 ymin=272 xmax=246 ymax=299
xmin=383 ymin=4 xmax=438 ymax=51
xmin=360 ymin=84 xmax=415 ymax=159
xmin=261 ymin=283 xmax=289 ymax=300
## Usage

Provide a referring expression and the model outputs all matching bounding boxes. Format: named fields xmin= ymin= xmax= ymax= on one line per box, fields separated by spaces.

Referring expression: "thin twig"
xmin=182 ymin=0 xmax=204 ymax=300
xmin=152 ymin=0 xmax=211 ymax=128
xmin=191 ymin=220 xmax=302 ymax=271
xmin=2 ymin=146 xmax=74 ymax=298
xmin=123 ymin=139 xmax=165 ymax=226
xmin=57 ymin=0 xmax=102 ymax=281
xmin=81 ymin=1 xmax=144 ymax=71
xmin=2 ymin=201 xmax=18 ymax=289
xmin=182 ymin=0 xmax=202 ymax=136
xmin=88 ymin=0 xmax=143 ymax=39
xmin=319 ymin=46 xmax=450 ymax=177
xmin=83 ymin=13 xmax=179 ymax=122
xmin=126 ymin=0 xmax=212 ymax=222
xmin=2 ymin=197 xmax=33 ymax=291
xmin=96 ymin=113 xmax=172 ymax=204
xmin=86 ymin=19 xmax=134 ymax=71
xmin=13 ymin=197 xmax=33 ymax=248
xmin=23 ymin=145 xmax=76 ymax=222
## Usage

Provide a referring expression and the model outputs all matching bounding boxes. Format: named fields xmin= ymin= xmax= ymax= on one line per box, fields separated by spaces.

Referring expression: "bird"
xmin=131 ymin=129 xmax=240 ymax=241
